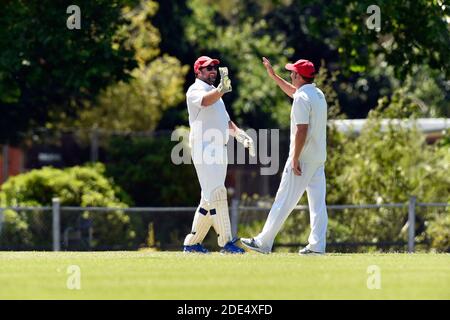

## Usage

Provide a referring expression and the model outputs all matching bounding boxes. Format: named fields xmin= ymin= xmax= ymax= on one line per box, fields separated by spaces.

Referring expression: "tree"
xmin=73 ymin=1 xmax=189 ymax=132
xmin=0 ymin=0 xmax=137 ymax=144
xmin=370 ymin=63 xmax=450 ymax=117
xmin=184 ymin=0 xmax=298 ymax=129
xmin=292 ymin=0 xmax=450 ymax=80
xmin=217 ymin=0 xmax=450 ymax=117
xmin=261 ymin=0 xmax=450 ymax=117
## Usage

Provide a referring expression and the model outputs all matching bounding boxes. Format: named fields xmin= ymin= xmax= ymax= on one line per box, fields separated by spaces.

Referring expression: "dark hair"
xmin=300 ymin=74 xmax=314 ymax=83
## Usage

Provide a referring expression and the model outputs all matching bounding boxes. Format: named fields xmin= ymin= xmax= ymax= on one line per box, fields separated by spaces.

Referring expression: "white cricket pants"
xmin=254 ymin=160 xmax=328 ymax=253
xmin=192 ymin=143 xmax=228 ymax=202
xmin=184 ymin=143 xmax=230 ymax=246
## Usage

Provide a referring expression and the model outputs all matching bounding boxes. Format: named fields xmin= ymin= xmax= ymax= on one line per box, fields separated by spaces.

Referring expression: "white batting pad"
xmin=183 ymin=205 xmax=212 ymax=246
xmin=210 ymin=186 xmax=232 ymax=247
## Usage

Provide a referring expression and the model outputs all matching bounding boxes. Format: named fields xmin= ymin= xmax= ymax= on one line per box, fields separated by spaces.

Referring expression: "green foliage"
xmin=426 ymin=213 xmax=450 ymax=252
xmin=437 ymin=130 xmax=450 ymax=148
xmin=120 ymin=1 xmax=161 ymax=65
xmin=338 ymin=109 xmax=450 ymax=205
xmin=0 ymin=209 xmax=33 ymax=248
xmin=67 ymin=1 xmax=189 ymax=132
xmin=3 ymin=0 xmax=448 ymax=141
xmin=399 ymin=71 xmax=449 ymax=118
xmin=104 ymin=130 xmax=200 ymax=248
xmin=324 ymin=103 xmax=449 ymax=250
xmin=76 ymin=55 xmax=188 ymax=132
xmin=105 ymin=129 xmax=200 ymax=206
xmin=304 ymin=0 xmax=450 ymax=80
xmin=239 ymin=101 xmax=450 ymax=252
xmin=0 ymin=0 xmax=137 ymax=143
xmin=185 ymin=0 xmax=295 ymax=129
xmin=324 ymin=125 xmax=351 ymax=205
xmin=368 ymin=62 xmax=450 ymax=118
xmin=0 ymin=164 xmax=136 ymax=249
xmin=314 ymin=61 xmax=343 ymax=119
xmin=182 ymin=0 xmax=447 ymax=126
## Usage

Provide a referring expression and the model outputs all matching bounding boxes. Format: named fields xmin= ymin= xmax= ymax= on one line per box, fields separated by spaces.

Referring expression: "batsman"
xmin=183 ymin=56 xmax=254 ymax=254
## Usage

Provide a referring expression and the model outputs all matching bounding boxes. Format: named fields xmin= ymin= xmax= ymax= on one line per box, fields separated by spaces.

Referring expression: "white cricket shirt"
xmin=289 ymin=83 xmax=327 ymax=163
xmin=186 ymin=79 xmax=231 ymax=147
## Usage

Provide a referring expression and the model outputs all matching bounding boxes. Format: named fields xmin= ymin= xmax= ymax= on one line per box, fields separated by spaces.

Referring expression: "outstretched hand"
xmin=262 ymin=57 xmax=276 ymax=78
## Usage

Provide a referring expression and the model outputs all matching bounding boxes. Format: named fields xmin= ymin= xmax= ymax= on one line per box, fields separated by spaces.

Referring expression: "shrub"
xmin=426 ymin=212 xmax=450 ymax=252
xmin=0 ymin=164 xmax=137 ymax=249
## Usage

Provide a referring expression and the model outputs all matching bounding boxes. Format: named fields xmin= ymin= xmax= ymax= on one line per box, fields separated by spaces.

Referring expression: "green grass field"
xmin=0 ymin=251 xmax=449 ymax=299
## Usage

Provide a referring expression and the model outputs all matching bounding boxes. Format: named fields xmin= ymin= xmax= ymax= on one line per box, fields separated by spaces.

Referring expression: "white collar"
xmin=195 ymin=78 xmax=215 ymax=90
xmin=296 ymin=83 xmax=316 ymax=93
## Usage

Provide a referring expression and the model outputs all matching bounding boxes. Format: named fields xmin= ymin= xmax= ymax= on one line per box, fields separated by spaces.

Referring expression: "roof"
xmin=329 ymin=118 xmax=450 ymax=134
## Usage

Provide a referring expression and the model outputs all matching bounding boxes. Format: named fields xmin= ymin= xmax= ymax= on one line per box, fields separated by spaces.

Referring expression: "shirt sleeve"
xmin=292 ymin=95 xmax=311 ymax=125
xmin=187 ymin=88 xmax=207 ymax=109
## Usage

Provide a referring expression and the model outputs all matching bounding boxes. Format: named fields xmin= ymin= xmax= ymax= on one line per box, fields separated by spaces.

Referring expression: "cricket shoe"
xmin=220 ymin=238 xmax=245 ymax=254
xmin=240 ymin=238 xmax=270 ymax=254
xmin=298 ymin=247 xmax=324 ymax=255
xmin=183 ymin=243 xmax=209 ymax=254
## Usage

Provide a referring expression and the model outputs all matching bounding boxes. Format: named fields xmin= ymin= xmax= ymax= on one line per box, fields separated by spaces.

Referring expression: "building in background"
xmin=0 ymin=146 xmax=24 ymax=184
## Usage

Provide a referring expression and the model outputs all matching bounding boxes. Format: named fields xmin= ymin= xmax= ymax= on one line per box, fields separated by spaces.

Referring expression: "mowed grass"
xmin=0 ymin=251 xmax=449 ymax=299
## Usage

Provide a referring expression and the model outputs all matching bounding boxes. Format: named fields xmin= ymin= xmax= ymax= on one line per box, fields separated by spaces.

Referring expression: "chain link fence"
xmin=236 ymin=200 xmax=449 ymax=252
xmin=1 ymin=197 xmax=448 ymax=252
xmin=0 ymin=206 xmax=52 ymax=250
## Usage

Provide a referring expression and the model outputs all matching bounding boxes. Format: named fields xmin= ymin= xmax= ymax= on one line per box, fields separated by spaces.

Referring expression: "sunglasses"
xmin=200 ymin=65 xmax=218 ymax=71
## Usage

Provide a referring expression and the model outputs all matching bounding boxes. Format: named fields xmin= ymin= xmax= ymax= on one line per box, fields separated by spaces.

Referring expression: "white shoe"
xmin=299 ymin=247 xmax=324 ymax=255
xmin=240 ymin=238 xmax=271 ymax=254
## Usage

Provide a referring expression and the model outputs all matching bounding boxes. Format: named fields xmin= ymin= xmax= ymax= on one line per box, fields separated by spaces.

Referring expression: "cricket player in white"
xmin=183 ymin=56 xmax=254 ymax=254
xmin=241 ymin=57 xmax=328 ymax=255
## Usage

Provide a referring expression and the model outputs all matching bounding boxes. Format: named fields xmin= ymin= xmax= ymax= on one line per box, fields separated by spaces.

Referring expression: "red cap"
xmin=285 ymin=59 xmax=315 ymax=78
xmin=194 ymin=56 xmax=220 ymax=73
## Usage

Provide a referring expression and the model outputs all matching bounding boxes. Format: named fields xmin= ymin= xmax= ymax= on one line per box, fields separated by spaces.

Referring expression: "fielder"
xmin=183 ymin=56 xmax=254 ymax=254
xmin=241 ymin=57 xmax=328 ymax=255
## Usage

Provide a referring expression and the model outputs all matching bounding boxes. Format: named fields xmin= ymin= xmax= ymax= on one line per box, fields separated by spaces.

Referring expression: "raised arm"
xmin=201 ymin=90 xmax=224 ymax=106
xmin=201 ymin=67 xmax=232 ymax=107
xmin=262 ymin=57 xmax=296 ymax=98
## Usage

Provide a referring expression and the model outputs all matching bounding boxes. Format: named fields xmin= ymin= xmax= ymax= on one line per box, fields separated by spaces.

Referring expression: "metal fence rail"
xmin=0 ymin=196 xmax=448 ymax=252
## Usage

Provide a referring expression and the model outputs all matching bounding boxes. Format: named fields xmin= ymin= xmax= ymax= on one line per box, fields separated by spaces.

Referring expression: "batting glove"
xmin=235 ymin=129 xmax=255 ymax=157
xmin=217 ymin=67 xmax=232 ymax=94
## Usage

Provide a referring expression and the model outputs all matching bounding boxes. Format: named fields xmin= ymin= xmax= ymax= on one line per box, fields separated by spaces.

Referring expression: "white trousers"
xmin=184 ymin=143 xmax=230 ymax=246
xmin=254 ymin=160 xmax=328 ymax=253
xmin=192 ymin=143 xmax=228 ymax=202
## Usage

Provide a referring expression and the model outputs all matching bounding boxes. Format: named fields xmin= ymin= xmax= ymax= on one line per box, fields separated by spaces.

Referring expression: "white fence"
xmin=0 ymin=197 xmax=448 ymax=252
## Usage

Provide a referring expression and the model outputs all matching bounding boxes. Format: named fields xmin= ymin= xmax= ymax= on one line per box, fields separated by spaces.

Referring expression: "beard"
xmin=198 ymin=72 xmax=217 ymax=85
xmin=206 ymin=75 xmax=216 ymax=85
